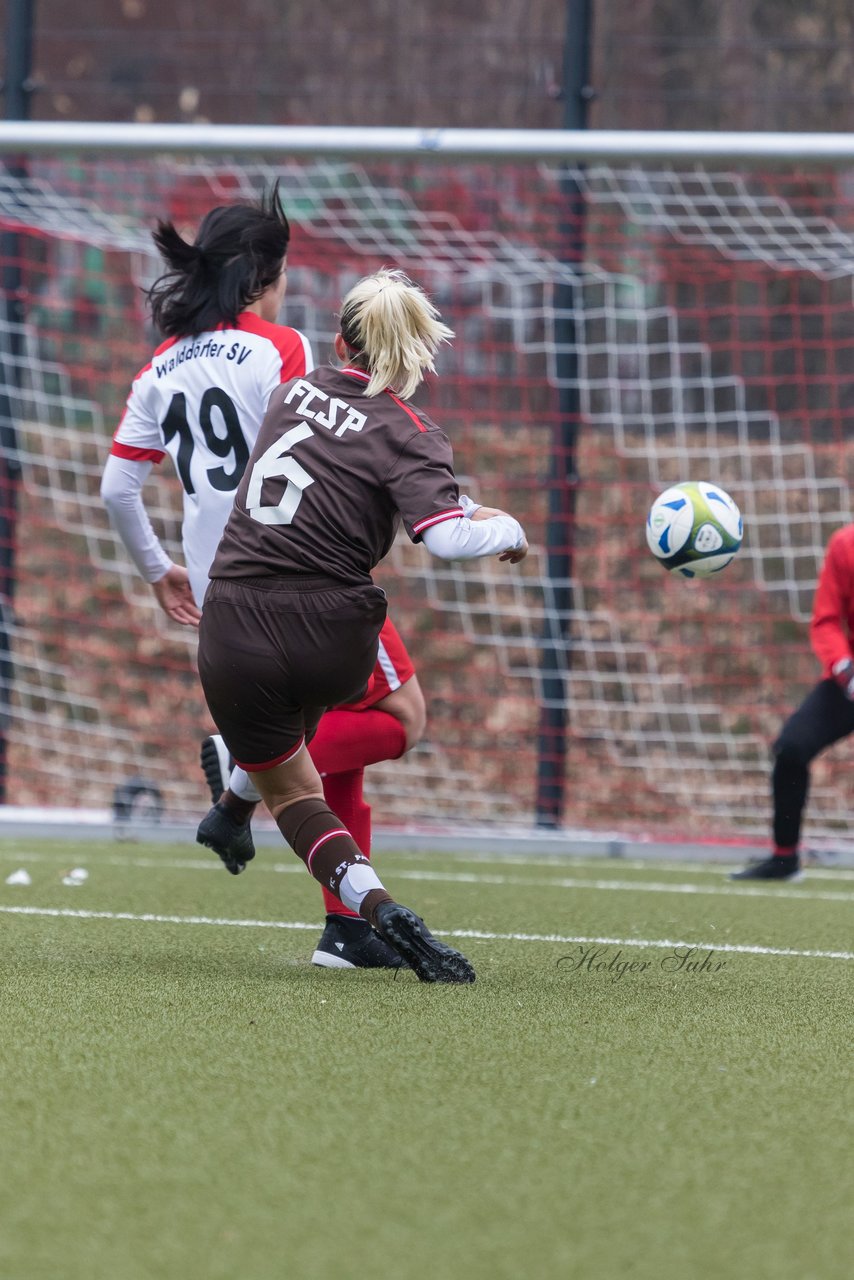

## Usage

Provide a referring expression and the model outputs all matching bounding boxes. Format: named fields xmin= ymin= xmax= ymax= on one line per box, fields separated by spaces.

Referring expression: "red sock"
xmin=773 ymin=845 xmax=798 ymax=859
xmin=320 ymin=769 xmax=371 ymax=918
xmin=308 ymin=708 xmax=406 ymax=775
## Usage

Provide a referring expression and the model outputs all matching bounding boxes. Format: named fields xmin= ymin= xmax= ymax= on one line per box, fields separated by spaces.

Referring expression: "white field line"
xmin=466 ymin=856 xmax=854 ymax=881
xmin=2 ymin=849 xmax=854 ymax=903
xmin=0 ymin=903 xmax=851 ymax=962
xmin=7 ymin=841 xmax=854 ymax=879
xmin=393 ymin=870 xmax=854 ymax=905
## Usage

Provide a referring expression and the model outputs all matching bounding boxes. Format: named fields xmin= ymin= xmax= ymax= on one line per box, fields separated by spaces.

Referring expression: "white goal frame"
xmin=3 ymin=122 xmax=854 ymax=165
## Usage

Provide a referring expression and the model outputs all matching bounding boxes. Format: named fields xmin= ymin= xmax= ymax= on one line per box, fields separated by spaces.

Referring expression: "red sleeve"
xmin=274 ymin=327 xmax=312 ymax=382
xmin=810 ymin=529 xmax=854 ymax=676
xmin=110 ymin=438 xmax=166 ymax=464
xmin=236 ymin=313 xmax=312 ymax=382
xmin=110 ymin=373 xmax=167 ymax=462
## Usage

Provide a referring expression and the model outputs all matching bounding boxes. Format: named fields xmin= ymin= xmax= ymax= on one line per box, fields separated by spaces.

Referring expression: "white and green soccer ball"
xmin=646 ymin=481 xmax=743 ymax=578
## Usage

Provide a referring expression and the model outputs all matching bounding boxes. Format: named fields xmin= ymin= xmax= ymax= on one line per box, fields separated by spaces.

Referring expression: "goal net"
xmin=1 ymin=131 xmax=853 ymax=850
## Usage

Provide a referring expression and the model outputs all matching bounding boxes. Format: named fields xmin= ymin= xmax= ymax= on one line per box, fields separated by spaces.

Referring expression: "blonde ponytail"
xmin=339 ymin=269 xmax=454 ymax=399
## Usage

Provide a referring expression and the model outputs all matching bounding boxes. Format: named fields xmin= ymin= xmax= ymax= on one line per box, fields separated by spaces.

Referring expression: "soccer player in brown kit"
xmin=197 ymin=268 xmax=529 ymax=982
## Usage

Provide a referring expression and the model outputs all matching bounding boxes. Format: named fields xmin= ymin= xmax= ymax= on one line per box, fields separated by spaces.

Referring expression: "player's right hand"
xmin=499 ymin=534 xmax=529 ymax=564
xmin=152 ymin=565 xmax=202 ymax=626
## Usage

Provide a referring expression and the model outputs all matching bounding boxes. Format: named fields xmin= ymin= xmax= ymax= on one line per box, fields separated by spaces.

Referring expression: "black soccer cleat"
xmin=201 ymin=734 xmax=233 ymax=806
xmin=729 ymin=852 xmax=802 ymax=882
xmin=311 ymin=913 xmax=407 ymax=970
xmin=372 ymin=901 xmax=476 ymax=984
xmin=196 ymin=801 xmax=256 ymax=875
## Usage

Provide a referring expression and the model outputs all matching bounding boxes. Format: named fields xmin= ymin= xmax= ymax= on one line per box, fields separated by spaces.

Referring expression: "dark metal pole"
xmin=4 ymin=0 xmax=37 ymax=119
xmin=0 ymin=0 xmax=36 ymax=800
xmin=535 ymin=0 xmax=592 ymax=826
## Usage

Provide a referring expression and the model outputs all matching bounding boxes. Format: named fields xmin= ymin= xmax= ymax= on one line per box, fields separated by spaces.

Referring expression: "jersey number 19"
xmin=162 ymin=387 xmax=250 ymax=494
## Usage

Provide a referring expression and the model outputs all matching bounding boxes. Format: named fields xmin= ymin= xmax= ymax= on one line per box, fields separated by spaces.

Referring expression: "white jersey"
xmin=111 ymin=312 xmax=313 ymax=603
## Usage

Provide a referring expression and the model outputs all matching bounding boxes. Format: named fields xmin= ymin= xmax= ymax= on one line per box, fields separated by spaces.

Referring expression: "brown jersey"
xmin=209 ymin=364 xmax=463 ymax=584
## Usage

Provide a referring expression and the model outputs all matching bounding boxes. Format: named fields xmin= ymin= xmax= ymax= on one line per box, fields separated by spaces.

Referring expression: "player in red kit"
xmin=732 ymin=523 xmax=854 ymax=880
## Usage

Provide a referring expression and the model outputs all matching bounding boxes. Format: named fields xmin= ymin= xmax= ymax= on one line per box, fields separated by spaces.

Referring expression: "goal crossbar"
xmin=2 ymin=122 xmax=854 ymax=165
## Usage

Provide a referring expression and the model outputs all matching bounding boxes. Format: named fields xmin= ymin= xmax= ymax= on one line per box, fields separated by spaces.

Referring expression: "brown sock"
xmin=276 ymin=797 xmax=392 ymax=922
xmin=359 ymin=888 xmax=394 ymax=929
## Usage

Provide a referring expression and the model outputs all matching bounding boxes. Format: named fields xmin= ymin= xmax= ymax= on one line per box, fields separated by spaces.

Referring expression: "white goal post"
xmin=2 ymin=122 xmax=854 ymax=856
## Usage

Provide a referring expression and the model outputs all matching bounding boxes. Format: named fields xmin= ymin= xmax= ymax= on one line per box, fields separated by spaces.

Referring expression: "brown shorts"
xmin=197 ymin=575 xmax=387 ymax=771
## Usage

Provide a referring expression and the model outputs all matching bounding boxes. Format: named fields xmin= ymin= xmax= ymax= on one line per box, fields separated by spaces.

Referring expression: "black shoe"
xmin=730 ymin=852 xmax=802 ymax=881
xmin=196 ymin=801 xmax=256 ymax=875
xmin=311 ymin=913 xmax=407 ymax=970
xmin=201 ymin=734 xmax=232 ymax=805
xmin=372 ymin=901 xmax=476 ymax=984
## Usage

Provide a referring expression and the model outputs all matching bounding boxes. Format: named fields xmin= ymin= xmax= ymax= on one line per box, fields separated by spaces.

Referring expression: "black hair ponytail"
xmin=146 ymin=181 xmax=291 ymax=338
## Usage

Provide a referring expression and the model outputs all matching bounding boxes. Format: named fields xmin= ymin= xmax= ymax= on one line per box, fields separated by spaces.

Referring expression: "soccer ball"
xmin=645 ymin=481 xmax=743 ymax=578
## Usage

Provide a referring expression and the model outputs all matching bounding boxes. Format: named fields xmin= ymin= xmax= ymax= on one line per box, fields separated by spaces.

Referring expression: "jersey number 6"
xmin=245 ymin=423 xmax=315 ymax=526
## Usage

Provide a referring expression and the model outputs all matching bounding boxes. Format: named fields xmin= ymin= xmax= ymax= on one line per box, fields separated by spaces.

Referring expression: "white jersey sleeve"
xmin=100 ymin=453 xmax=173 ymax=583
xmin=421 ymin=513 xmax=525 ymax=559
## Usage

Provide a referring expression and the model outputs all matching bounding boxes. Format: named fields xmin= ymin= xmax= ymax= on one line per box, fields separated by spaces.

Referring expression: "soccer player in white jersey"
xmin=101 ymin=186 xmax=425 ymax=969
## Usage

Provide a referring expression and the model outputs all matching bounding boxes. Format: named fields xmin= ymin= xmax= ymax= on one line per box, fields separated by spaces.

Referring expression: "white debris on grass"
xmin=62 ymin=868 xmax=89 ymax=887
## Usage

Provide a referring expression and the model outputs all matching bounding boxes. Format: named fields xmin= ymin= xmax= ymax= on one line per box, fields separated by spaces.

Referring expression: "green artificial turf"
xmin=1 ymin=840 xmax=851 ymax=1280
